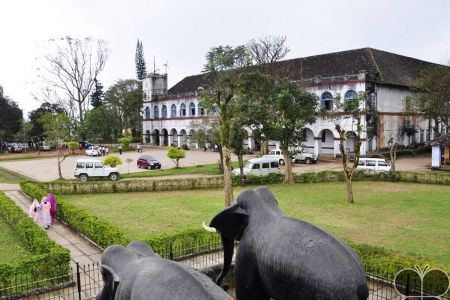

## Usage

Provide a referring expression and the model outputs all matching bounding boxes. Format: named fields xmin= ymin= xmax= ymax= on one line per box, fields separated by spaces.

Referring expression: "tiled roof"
xmin=168 ymin=48 xmax=441 ymax=94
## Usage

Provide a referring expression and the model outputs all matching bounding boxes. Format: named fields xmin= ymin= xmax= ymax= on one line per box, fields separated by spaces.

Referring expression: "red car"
xmin=137 ymin=155 xmax=161 ymax=169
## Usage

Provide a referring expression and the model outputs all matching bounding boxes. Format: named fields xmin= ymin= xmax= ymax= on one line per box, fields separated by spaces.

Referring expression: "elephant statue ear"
xmin=99 ymin=264 xmax=120 ymax=300
xmin=127 ymin=241 xmax=157 ymax=258
xmin=210 ymin=202 xmax=248 ymax=241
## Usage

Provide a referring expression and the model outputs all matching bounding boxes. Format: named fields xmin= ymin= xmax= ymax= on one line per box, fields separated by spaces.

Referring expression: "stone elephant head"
xmin=96 ymin=241 xmax=233 ymax=300
xmin=207 ymin=187 xmax=369 ymax=300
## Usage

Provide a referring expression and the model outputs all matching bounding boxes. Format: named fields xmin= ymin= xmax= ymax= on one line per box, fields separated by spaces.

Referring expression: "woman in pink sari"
xmin=46 ymin=193 xmax=57 ymax=224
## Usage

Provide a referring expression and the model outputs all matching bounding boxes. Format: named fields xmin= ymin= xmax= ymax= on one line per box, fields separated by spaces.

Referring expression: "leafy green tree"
xmin=104 ymin=79 xmax=143 ymax=137
xmin=39 ymin=113 xmax=71 ymax=179
xmin=167 ymin=147 xmax=185 ymax=168
xmin=238 ymin=74 xmax=317 ymax=183
xmin=79 ymin=106 xmax=117 ymax=142
xmin=103 ymin=155 xmax=122 ymax=167
xmin=201 ymin=45 xmax=252 ymax=206
xmin=411 ymin=64 xmax=450 ymax=137
xmin=91 ymin=79 xmax=104 ymax=108
xmin=0 ymin=95 xmax=23 ymax=144
xmin=119 ymin=136 xmax=133 ymax=151
xmin=135 ymin=39 xmax=147 ymax=80
xmin=68 ymin=141 xmax=78 ymax=155
xmin=189 ymin=119 xmax=223 ymax=172
xmin=28 ymin=102 xmax=65 ymax=148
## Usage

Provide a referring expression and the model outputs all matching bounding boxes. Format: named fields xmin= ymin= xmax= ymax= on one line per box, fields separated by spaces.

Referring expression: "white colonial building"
xmin=142 ymin=48 xmax=442 ymax=157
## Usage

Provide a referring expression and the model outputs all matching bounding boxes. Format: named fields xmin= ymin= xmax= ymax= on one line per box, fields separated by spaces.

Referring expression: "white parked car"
xmin=74 ymin=159 xmax=120 ymax=181
xmin=357 ymin=158 xmax=391 ymax=173
xmin=291 ymin=147 xmax=318 ymax=164
xmin=232 ymin=157 xmax=281 ymax=177
xmin=41 ymin=143 xmax=52 ymax=151
xmin=263 ymin=149 xmax=286 ymax=165
xmin=85 ymin=146 xmax=101 ymax=156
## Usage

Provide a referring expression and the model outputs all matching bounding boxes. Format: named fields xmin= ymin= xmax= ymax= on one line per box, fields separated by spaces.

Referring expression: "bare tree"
xmin=246 ymin=35 xmax=290 ymax=65
xmin=38 ymin=37 xmax=109 ymax=122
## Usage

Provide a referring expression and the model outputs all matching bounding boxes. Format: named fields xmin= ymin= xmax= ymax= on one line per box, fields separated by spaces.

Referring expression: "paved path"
xmin=0 ymin=186 xmax=102 ymax=268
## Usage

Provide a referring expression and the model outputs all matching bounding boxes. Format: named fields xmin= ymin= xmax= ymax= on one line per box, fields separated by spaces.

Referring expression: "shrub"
xmin=167 ymin=147 xmax=186 ymax=168
xmin=103 ymin=155 xmax=122 ymax=167
xmin=67 ymin=141 xmax=78 ymax=154
xmin=181 ymin=144 xmax=189 ymax=150
xmin=119 ymin=136 xmax=133 ymax=151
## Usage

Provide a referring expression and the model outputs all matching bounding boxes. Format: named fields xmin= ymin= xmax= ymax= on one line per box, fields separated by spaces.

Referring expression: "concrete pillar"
xmin=150 ymin=135 xmax=154 ymax=145
xmin=247 ymin=137 xmax=253 ymax=150
xmin=314 ymin=138 xmax=320 ymax=157
xmin=159 ymin=135 xmax=164 ymax=147
xmin=178 ymin=135 xmax=182 ymax=147
xmin=333 ymin=139 xmax=340 ymax=158
xmin=168 ymin=134 xmax=173 ymax=146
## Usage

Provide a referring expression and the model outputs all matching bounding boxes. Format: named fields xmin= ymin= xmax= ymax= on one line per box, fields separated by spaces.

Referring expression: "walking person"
xmin=105 ymin=146 xmax=109 ymax=156
xmin=102 ymin=146 xmax=106 ymax=156
xmin=118 ymin=144 xmax=122 ymax=155
xmin=137 ymin=144 xmax=140 ymax=153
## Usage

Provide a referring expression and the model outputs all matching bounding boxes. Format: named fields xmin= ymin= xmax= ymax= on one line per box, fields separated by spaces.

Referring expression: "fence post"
xmin=169 ymin=241 xmax=174 ymax=260
xmin=76 ymin=262 xmax=82 ymax=300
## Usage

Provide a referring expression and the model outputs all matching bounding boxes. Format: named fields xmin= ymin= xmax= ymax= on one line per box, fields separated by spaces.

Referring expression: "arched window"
xmin=171 ymin=104 xmax=177 ymax=117
xmin=154 ymin=106 xmax=159 ymax=119
xmin=145 ymin=106 xmax=150 ymax=119
xmin=180 ymin=103 xmax=186 ymax=117
xmin=189 ymin=102 xmax=196 ymax=116
xmin=344 ymin=90 xmax=357 ymax=101
xmin=162 ymin=105 xmax=167 ymax=118
xmin=198 ymin=103 xmax=205 ymax=116
xmin=320 ymin=92 xmax=333 ymax=111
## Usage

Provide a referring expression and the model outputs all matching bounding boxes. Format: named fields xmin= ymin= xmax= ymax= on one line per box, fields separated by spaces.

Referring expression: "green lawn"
xmin=0 ymin=217 xmax=33 ymax=264
xmin=60 ymin=182 xmax=450 ymax=265
xmin=0 ymin=167 xmax=28 ymax=183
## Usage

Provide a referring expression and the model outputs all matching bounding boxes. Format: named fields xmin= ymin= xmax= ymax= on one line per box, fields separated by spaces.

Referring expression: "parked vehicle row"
xmin=262 ymin=148 xmax=319 ymax=165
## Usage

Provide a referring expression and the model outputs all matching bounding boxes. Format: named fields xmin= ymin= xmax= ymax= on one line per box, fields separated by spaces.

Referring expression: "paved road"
xmin=0 ymin=146 xmax=432 ymax=182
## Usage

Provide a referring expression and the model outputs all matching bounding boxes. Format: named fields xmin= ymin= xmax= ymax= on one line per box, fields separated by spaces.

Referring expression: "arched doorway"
xmin=179 ymin=129 xmax=187 ymax=147
xmin=170 ymin=128 xmax=178 ymax=146
xmin=345 ymin=131 xmax=356 ymax=155
xmin=161 ymin=129 xmax=169 ymax=146
xmin=152 ymin=129 xmax=160 ymax=146
xmin=188 ymin=129 xmax=196 ymax=149
xmin=318 ymin=129 xmax=335 ymax=155
xmin=145 ymin=130 xmax=150 ymax=143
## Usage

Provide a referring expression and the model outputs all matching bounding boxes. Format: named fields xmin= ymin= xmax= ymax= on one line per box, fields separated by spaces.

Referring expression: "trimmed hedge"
xmin=39 ymin=170 xmax=450 ymax=196
xmin=0 ymin=192 xmax=70 ymax=290
xmin=20 ymin=181 xmax=130 ymax=249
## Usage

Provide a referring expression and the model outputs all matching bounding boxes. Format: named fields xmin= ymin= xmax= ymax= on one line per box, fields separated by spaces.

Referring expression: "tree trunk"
xmin=282 ymin=148 xmax=293 ymax=184
xmin=222 ymin=145 xmax=233 ymax=207
xmin=78 ymin=101 xmax=84 ymax=123
xmin=238 ymin=153 xmax=244 ymax=187
xmin=345 ymin=176 xmax=354 ymax=203
xmin=389 ymin=142 xmax=397 ymax=181
xmin=218 ymin=145 xmax=224 ymax=174
xmin=57 ymin=151 xmax=63 ymax=180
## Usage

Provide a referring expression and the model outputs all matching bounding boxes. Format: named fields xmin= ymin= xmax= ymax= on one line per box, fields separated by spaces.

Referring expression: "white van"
xmin=357 ymin=158 xmax=391 ymax=173
xmin=232 ymin=157 xmax=281 ymax=177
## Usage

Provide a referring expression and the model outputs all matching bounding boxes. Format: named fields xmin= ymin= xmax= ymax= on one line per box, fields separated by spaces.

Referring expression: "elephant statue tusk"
xmin=202 ymin=221 xmax=217 ymax=233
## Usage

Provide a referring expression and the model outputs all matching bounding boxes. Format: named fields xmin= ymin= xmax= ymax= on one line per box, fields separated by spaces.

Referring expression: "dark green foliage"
xmin=0 ymin=192 xmax=70 ymax=290
xmin=79 ymin=106 xmax=117 ymax=142
xmin=104 ymin=79 xmax=143 ymax=138
xmin=0 ymin=95 xmax=23 ymax=141
xmin=135 ymin=39 xmax=147 ymax=80
xmin=28 ymin=103 xmax=65 ymax=141
xmin=90 ymin=79 xmax=104 ymax=108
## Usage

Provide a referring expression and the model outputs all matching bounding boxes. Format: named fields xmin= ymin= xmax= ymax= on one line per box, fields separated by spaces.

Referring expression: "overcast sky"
xmin=1 ymin=0 xmax=449 ymax=117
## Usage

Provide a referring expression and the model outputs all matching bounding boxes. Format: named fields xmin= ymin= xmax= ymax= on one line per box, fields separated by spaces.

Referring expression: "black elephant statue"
xmin=96 ymin=241 xmax=233 ymax=300
xmin=205 ymin=187 xmax=369 ymax=300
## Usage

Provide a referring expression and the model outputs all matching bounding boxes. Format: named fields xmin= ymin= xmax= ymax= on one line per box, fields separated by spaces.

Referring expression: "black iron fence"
xmin=1 ymin=239 xmax=449 ymax=299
